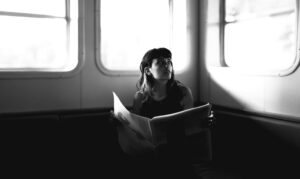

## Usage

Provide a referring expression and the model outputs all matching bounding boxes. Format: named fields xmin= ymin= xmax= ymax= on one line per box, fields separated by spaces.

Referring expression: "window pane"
xmin=0 ymin=1 xmax=78 ymax=72
xmin=225 ymin=0 xmax=296 ymax=71
xmin=0 ymin=0 xmax=65 ymax=16
xmin=0 ymin=16 xmax=68 ymax=69
xmin=100 ymin=0 xmax=170 ymax=71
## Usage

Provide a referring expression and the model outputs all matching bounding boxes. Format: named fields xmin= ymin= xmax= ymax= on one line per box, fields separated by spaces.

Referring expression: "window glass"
xmin=0 ymin=0 xmax=65 ymax=16
xmin=0 ymin=0 xmax=78 ymax=72
xmin=224 ymin=0 xmax=296 ymax=71
xmin=0 ymin=16 xmax=67 ymax=69
xmin=100 ymin=0 xmax=187 ymax=72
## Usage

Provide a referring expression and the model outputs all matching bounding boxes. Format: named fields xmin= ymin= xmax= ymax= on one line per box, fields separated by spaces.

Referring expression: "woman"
xmin=117 ymin=47 xmax=194 ymax=156
xmin=116 ymin=48 xmax=199 ymax=178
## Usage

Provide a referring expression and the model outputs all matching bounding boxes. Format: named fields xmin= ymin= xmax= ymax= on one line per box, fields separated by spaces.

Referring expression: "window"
xmin=0 ymin=0 xmax=78 ymax=72
xmin=224 ymin=0 xmax=297 ymax=72
xmin=98 ymin=0 xmax=188 ymax=74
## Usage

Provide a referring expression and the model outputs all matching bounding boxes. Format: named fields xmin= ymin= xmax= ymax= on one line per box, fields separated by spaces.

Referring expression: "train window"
xmin=223 ymin=0 xmax=297 ymax=73
xmin=0 ymin=0 xmax=78 ymax=72
xmin=97 ymin=0 xmax=188 ymax=74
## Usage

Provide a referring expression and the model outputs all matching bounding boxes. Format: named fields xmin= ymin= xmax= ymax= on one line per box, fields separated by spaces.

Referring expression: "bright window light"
xmin=0 ymin=16 xmax=67 ymax=69
xmin=99 ymin=0 xmax=188 ymax=73
xmin=0 ymin=0 xmax=65 ymax=16
xmin=224 ymin=0 xmax=296 ymax=72
xmin=0 ymin=0 xmax=78 ymax=72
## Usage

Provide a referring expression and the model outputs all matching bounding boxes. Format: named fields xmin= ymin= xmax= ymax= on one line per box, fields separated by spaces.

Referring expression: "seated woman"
xmin=118 ymin=48 xmax=197 ymax=178
xmin=117 ymin=47 xmax=194 ymax=157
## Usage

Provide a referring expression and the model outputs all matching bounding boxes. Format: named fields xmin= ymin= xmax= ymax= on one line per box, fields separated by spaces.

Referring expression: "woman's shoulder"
xmin=174 ymin=81 xmax=193 ymax=109
xmin=174 ymin=81 xmax=192 ymax=95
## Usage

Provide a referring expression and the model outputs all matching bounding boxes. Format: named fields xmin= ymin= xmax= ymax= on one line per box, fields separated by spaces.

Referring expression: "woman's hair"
xmin=137 ymin=47 xmax=176 ymax=97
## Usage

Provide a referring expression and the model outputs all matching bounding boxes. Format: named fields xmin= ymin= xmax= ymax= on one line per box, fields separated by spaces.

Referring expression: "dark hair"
xmin=137 ymin=47 xmax=176 ymax=98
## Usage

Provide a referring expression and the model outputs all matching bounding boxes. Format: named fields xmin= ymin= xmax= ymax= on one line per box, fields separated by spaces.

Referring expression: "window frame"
xmin=220 ymin=0 xmax=300 ymax=76
xmin=0 ymin=0 xmax=84 ymax=79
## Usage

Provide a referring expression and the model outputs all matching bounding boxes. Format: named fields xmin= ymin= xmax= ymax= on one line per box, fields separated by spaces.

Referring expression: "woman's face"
xmin=149 ymin=58 xmax=173 ymax=81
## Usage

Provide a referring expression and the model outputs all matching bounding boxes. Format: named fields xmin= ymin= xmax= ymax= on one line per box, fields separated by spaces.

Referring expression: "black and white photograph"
xmin=0 ymin=0 xmax=299 ymax=178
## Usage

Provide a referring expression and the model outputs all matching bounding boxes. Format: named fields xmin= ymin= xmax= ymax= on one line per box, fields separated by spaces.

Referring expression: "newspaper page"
xmin=112 ymin=92 xmax=152 ymax=141
xmin=150 ymin=103 xmax=212 ymax=146
xmin=113 ymin=91 xmax=212 ymax=146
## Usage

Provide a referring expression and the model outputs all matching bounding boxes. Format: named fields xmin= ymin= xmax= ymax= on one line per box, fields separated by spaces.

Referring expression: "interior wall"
xmin=0 ymin=0 xmax=199 ymax=114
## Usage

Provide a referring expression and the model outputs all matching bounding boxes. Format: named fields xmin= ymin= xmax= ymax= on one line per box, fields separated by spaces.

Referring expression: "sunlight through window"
xmin=0 ymin=0 xmax=65 ymax=16
xmin=0 ymin=0 xmax=78 ymax=72
xmin=224 ymin=0 xmax=296 ymax=72
xmin=99 ymin=0 xmax=187 ymax=73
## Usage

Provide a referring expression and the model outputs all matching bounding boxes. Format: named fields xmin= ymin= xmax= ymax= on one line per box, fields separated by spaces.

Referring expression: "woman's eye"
xmin=165 ymin=61 xmax=172 ymax=66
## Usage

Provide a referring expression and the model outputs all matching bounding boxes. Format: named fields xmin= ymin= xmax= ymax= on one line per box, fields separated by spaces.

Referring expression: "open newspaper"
xmin=113 ymin=92 xmax=212 ymax=146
